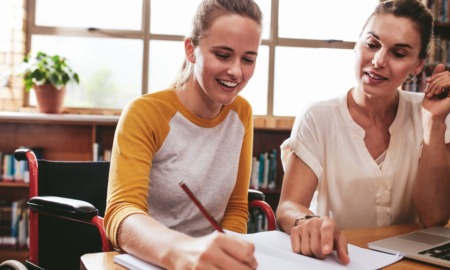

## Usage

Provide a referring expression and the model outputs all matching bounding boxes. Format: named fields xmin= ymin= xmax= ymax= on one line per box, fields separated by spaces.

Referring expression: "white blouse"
xmin=281 ymin=90 xmax=450 ymax=229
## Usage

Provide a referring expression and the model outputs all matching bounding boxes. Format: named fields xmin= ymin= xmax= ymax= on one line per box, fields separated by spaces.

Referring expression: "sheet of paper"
xmin=228 ymin=230 xmax=403 ymax=270
xmin=114 ymin=230 xmax=403 ymax=270
xmin=114 ymin=254 xmax=164 ymax=270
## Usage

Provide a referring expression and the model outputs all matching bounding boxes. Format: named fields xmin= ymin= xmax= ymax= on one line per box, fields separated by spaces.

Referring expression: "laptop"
xmin=368 ymin=226 xmax=450 ymax=268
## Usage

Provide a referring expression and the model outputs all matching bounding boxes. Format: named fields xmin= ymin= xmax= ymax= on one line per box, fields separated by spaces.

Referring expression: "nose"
xmin=372 ymin=49 xmax=387 ymax=68
xmin=226 ymin=59 xmax=243 ymax=78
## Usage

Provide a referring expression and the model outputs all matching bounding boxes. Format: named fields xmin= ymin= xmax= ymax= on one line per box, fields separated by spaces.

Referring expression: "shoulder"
xmin=119 ymin=89 xmax=177 ymax=127
xmin=228 ymin=95 xmax=253 ymax=123
xmin=124 ymin=89 xmax=176 ymax=114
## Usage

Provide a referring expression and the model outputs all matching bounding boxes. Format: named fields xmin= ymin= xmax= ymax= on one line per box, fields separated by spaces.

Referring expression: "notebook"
xmin=368 ymin=226 xmax=450 ymax=268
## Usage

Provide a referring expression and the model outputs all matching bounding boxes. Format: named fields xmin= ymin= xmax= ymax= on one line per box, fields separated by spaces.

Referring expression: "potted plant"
xmin=21 ymin=51 xmax=80 ymax=114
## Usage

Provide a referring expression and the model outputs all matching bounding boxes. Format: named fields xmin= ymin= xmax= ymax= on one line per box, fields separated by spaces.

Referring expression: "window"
xmin=26 ymin=0 xmax=378 ymax=117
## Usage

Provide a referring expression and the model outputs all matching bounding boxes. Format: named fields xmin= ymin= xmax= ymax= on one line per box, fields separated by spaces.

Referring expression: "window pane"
xmin=274 ymin=47 xmax=355 ymax=116
xmin=240 ymin=45 xmax=269 ymax=115
xmin=35 ymin=0 xmax=142 ymax=30
xmin=151 ymin=0 xmax=270 ymax=39
xmin=150 ymin=0 xmax=202 ymax=35
xmin=30 ymin=35 xmax=143 ymax=109
xmin=279 ymin=0 xmax=378 ymax=41
xmin=148 ymin=40 xmax=185 ymax=92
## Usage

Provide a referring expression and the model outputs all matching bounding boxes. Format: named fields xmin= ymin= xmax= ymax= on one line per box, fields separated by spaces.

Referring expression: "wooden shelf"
xmin=0 ymin=181 xmax=29 ymax=188
xmin=0 ymin=248 xmax=28 ymax=265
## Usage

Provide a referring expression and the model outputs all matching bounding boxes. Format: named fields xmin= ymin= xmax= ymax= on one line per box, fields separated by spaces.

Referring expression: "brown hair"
xmin=362 ymin=0 xmax=434 ymax=59
xmin=171 ymin=0 xmax=263 ymax=88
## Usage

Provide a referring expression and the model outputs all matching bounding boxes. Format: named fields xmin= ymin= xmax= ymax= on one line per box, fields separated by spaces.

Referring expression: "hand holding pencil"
xmin=179 ymin=181 xmax=258 ymax=270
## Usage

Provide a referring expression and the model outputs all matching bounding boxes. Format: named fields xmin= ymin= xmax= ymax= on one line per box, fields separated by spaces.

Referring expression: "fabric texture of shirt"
xmin=105 ymin=89 xmax=253 ymax=249
xmin=281 ymin=90 xmax=450 ymax=229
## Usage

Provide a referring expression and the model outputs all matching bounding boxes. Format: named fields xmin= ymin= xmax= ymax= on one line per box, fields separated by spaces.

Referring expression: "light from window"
xmin=150 ymin=0 xmax=270 ymax=39
xmin=279 ymin=0 xmax=378 ymax=41
xmin=148 ymin=40 xmax=185 ymax=92
xmin=35 ymin=0 xmax=142 ymax=30
xmin=30 ymin=35 xmax=143 ymax=109
xmin=274 ymin=47 xmax=355 ymax=116
xmin=240 ymin=45 xmax=269 ymax=115
xmin=150 ymin=0 xmax=202 ymax=35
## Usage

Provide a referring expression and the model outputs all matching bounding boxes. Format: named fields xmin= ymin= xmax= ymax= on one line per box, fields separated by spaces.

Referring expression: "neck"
xmin=349 ymin=88 xmax=399 ymax=122
xmin=176 ymin=79 xmax=223 ymax=120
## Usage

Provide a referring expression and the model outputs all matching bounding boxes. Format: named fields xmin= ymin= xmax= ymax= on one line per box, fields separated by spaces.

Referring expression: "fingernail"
xmin=323 ymin=244 xmax=330 ymax=253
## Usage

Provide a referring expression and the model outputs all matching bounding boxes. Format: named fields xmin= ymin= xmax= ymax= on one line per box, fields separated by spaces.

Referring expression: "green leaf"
xmin=21 ymin=50 xmax=79 ymax=92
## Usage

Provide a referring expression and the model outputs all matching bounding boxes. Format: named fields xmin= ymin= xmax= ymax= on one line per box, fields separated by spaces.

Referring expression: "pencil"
xmin=179 ymin=181 xmax=225 ymax=233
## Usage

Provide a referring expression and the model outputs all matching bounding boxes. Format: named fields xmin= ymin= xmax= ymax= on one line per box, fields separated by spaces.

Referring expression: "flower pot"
xmin=33 ymin=84 xmax=66 ymax=114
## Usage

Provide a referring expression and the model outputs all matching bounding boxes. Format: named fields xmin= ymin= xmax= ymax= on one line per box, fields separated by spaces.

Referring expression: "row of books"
xmin=0 ymin=152 xmax=29 ymax=183
xmin=0 ymin=199 xmax=28 ymax=249
xmin=93 ymin=143 xmax=111 ymax=162
xmin=430 ymin=37 xmax=450 ymax=67
xmin=250 ymin=149 xmax=277 ymax=191
xmin=426 ymin=0 xmax=450 ymax=24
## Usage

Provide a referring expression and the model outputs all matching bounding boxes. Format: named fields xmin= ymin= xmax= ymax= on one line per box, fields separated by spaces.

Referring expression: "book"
xmin=114 ymin=230 xmax=402 ymax=270
xmin=2 ymin=154 xmax=14 ymax=181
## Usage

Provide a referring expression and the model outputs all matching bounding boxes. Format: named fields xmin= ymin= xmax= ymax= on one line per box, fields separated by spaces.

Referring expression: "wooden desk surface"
xmin=80 ymin=223 xmax=447 ymax=270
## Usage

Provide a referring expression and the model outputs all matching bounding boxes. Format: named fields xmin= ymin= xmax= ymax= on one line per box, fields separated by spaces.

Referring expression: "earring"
xmin=407 ymin=74 xmax=417 ymax=83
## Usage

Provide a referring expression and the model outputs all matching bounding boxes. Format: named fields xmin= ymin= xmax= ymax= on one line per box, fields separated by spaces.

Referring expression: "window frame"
xmin=25 ymin=0 xmax=357 ymax=125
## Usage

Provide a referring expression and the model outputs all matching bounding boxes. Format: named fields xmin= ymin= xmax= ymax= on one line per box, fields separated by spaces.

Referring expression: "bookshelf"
xmin=0 ymin=182 xmax=29 ymax=263
xmin=404 ymin=1 xmax=450 ymax=92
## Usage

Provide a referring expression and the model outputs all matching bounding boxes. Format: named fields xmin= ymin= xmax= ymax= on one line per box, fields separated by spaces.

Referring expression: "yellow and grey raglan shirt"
xmin=104 ymin=89 xmax=253 ymax=249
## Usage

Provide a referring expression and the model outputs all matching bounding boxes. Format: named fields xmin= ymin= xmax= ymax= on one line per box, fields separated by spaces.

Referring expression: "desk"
xmin=80 ymin=223 xmax=446 ymax=270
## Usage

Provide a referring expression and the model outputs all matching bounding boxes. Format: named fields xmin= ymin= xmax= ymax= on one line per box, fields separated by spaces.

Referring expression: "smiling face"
xmin=354 ymin=14 xmax=425 ymax=98
xmin=186 ymin=14 xmax=261 ymax=109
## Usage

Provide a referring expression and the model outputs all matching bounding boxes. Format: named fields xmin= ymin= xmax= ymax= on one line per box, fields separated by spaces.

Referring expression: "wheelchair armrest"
xmin=248 ymin=189 xmax=265 ymax=201
xmin=13 ymin=148 xmax=29 ymax=161
xmin=27 ymin=196 xmax=98 ymax=222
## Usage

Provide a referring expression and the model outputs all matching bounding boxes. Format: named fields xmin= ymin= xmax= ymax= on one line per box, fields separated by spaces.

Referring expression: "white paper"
xmin=229 ymin=230 xmax=403 ymax=270
xmin=114 ymin=254 xmax=163 ymax=270
xmin=114 ymin=230 xmax=403 ymax=270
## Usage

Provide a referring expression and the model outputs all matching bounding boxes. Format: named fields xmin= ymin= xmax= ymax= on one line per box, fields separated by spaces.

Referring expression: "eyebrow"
xmin=212 ymin=45 xmax=258 ymax=56
xmin=367 ymin=31 xmax=414 ymax=49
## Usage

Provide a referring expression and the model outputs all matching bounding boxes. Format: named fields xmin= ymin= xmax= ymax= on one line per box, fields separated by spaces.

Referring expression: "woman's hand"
xmin=290 ymin=216 xmax=349 ymax=265
xmin=171 ymin=233 xmax=258 ymax=270
xmin=422 ymin=63 xmax=450 ymax=119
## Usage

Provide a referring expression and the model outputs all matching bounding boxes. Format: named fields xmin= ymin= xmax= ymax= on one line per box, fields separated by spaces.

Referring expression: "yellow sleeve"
xmin=221 ymin=98 xmax=254 ymax=233
xmin=104 ymin=92 xmax=173 ymax=249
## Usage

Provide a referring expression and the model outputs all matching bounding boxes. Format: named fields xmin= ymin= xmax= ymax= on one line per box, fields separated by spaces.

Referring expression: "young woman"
xmin=104 ymin=0 xmax=263 ymax=269
xmin=276 ymin=0 xmax=450 ymax=265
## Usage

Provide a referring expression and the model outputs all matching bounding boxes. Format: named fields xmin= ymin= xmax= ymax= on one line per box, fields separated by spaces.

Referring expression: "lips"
xmin=365 ymin=71 xmax=388 ymax=81
xmin=217 ymin=79 xmax=239 ymax=88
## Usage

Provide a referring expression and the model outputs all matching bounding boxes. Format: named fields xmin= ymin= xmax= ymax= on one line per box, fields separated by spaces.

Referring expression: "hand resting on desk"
xmin=290 ymin=216 xmax=350 ymax=265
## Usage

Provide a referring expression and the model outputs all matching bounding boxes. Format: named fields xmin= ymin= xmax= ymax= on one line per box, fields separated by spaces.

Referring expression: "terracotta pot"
xmin=33 ymin=84 xmax=66 ymax=114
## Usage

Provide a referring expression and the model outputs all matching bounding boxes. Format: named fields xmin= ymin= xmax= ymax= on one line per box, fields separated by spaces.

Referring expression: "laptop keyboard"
xmin=418 ymin=242 xmax=450 ymax=261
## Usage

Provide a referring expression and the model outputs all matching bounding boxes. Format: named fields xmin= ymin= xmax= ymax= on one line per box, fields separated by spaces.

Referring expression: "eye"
xmin=242 ymin=57 xmax=256 ymax=64
xmin=215 ymin=52 xmax=230 ymax=60
xmin=366 ymin=42 xmax=379 ymax=49
xmin=392 ymin=50 xmax=406 ymax=58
